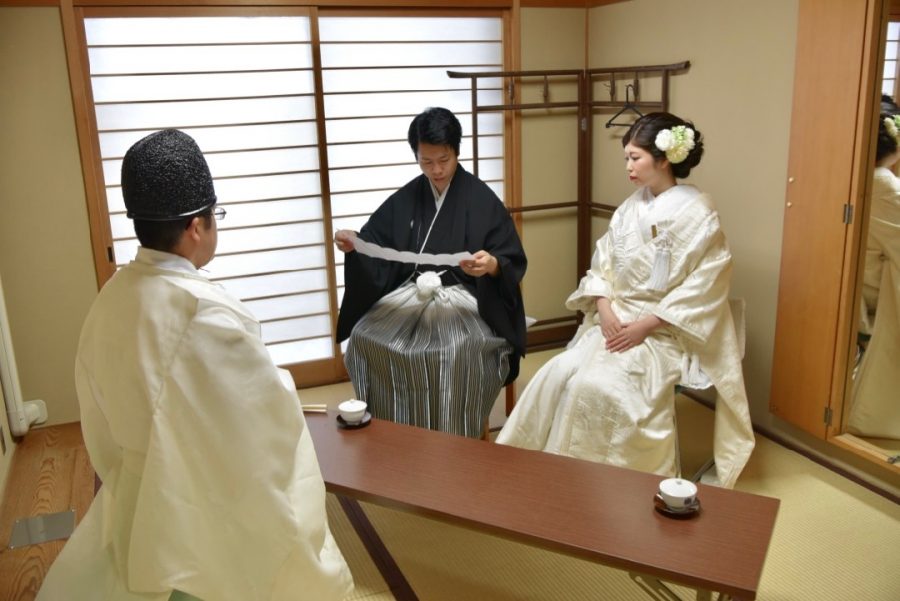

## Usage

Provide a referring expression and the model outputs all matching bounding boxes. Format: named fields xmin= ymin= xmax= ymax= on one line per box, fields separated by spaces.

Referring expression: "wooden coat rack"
xmin=447 ymin=61 xmax=690 ymax=352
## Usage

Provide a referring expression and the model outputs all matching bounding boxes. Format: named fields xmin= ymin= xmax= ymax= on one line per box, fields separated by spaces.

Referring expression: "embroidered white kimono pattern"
xmin=497 ymin=185 xmax=755 ymax=489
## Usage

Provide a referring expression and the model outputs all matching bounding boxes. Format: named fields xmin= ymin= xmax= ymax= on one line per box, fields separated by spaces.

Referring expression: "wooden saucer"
xmin=337 ymin=412 xmax=372 ymax=429
xmin=654 ymin=493 xmax=701 ymax=518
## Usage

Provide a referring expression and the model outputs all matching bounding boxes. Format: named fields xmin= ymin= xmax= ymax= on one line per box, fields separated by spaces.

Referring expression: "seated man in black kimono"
xmin=334 ymin=106 xmax=527 ymax=438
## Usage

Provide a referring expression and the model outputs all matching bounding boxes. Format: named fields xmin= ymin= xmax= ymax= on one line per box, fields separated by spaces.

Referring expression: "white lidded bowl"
xmin=338 ymin=399 xmax=367 ymax=424
xmin=658 ymin=478 xmax=698 ymax=509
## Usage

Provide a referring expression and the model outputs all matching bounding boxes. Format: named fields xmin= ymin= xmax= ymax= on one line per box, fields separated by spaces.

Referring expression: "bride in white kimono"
xmin=847 ymin=114 xmax=900 ymax=439
xmin=497 ymin=113 xmax=755 ymax=489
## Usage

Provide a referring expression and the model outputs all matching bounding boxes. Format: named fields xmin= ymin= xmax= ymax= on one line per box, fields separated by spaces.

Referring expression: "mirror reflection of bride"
xmin=847 ymin=105 xmax=900 ymax=443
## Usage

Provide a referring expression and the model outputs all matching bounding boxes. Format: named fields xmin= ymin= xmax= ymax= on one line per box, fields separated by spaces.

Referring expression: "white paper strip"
xmin=353 ymin=237 xmax=473 ymax=266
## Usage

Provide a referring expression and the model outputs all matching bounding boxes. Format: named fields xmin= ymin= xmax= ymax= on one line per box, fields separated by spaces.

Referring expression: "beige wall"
xmin=518 ymin=8 xmax=586 ymax=321
xmin=589 ymin=0 xmax=896 ymax=494
xmin=589 ymin=0 xmax=799 ymax=423
xmin=0 ymin=3 xmax=894 ymax=495
xmin=0 ymin=7 xmax=97 ymax=430
xmin=521 ymin=0 xmax=802 ymax=442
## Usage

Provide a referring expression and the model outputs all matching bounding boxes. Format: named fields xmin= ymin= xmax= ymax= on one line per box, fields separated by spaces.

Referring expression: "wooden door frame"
xmin=771 ymin=0 xmax=899 ymax=476
xmin=770 ymin=0 xmax=900 ymax=474
xmin=832 ymin=0 xmax=900 ymax=475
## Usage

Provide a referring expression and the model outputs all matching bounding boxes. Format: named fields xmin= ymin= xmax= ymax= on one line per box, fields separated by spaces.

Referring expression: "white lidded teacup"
xmin=338 ymin=399 xmax=367 ymax=424
xmin=658 ymin=478 xmax=698 ymax=510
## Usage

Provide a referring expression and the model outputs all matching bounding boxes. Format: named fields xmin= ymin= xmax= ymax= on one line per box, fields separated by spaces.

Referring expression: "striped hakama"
xmin=345 ymin=279 xmax=511 ymax=438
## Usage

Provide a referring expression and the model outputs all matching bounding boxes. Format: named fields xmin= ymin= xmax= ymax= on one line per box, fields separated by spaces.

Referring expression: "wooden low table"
xmin=306 ymin=412 xmax=779 ymax=601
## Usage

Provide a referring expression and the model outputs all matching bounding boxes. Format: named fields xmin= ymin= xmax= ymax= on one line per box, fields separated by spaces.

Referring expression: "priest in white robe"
xmin=497 ymin=113 xmax=754 ymax=489
xmin=37 ymin=130 xmax=353 ymax=601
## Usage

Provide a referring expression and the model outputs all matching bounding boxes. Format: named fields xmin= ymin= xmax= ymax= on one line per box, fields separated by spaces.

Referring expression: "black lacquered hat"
xmin=121 ymin=129 xmax=217 ymax=220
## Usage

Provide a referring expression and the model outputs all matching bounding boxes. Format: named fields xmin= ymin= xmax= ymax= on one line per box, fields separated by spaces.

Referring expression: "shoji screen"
xmin=318 ymin=14 xmax=505 ymax=306
xmin=84 ymin=14 xmax=332 ymax=367
xmin=81 ymin=10 xmax=506 ymax=377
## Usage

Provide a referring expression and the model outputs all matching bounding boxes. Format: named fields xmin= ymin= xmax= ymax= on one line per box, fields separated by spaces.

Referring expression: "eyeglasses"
xmin=213 ymin=207 xmax=227 ymax=221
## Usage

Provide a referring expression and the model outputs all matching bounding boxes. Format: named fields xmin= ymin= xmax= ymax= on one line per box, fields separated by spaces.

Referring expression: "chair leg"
xmin=691 ymin=458 xmax=715 ymax=484
xmin=672 ymin=407 xmax=682 ymax=479
xmin=505 ymin=381 xmax=516 ymax=416
xmin=673 ymin=385 xmax=684 ymax=478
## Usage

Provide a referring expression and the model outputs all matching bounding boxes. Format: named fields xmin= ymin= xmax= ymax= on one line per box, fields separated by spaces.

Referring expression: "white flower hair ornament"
xmin=654 ymin=125 xmax=696 ymax=164
xmin=884 ymin=116 xmax=900 ymax=144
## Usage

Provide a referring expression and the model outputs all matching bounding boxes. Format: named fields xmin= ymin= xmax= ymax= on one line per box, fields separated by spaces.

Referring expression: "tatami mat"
xmin=320 ymin=372 xmax=899 ymax=600
xmin=324 ymin=493 xmax=393 ymax=600
xmin=328 ymin=410 xmax=899 ymax=600
xmin=357 ymin=499 xmax=675 ymax=601
xmin=735 ymin=433 xmax=900 ymax=600
xmin=309 ymin=351 xmax=899 ymax=600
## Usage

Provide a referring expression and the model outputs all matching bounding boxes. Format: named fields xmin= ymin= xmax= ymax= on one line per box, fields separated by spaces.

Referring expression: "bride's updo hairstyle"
xmin=623 ymin=112 xmax=704 ymax=179
xmin=876 ymin=113 xmax=900 ymax=163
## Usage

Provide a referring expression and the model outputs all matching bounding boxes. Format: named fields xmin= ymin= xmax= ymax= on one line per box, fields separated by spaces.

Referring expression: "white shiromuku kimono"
xmin=848 ymin=167 xmax=900 ymax=439
xmin=37 ymin=248 xmax=353 ymax=601
xmin=860 ymin=167 xmax=900 ymax=327
xmin=497 ymin=185 xmax=755 ymax=489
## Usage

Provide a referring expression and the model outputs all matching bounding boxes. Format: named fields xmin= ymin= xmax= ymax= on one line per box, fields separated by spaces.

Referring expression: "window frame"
xmin=62 ymin=2 xmax=517 ymax=388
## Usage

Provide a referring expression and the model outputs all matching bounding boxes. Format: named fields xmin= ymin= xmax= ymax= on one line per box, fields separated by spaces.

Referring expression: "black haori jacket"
xmin=336 ymin=165 xmax=527 ymax=384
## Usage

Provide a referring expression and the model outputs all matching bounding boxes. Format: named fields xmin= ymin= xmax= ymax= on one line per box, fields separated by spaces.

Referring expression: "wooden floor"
xmin=0 ymin=424 xmax=94 ymax=601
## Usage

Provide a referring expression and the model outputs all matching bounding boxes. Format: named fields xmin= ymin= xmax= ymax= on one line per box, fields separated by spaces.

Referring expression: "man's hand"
xmin=334 ymin=230 xmax=357 ymax=253
xmin=460 ymin=250 xmax=499 ymax=277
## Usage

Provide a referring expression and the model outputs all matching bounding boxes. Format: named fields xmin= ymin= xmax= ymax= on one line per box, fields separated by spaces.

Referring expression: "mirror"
xmin=837 ymin=14 xmax=900 ymax=468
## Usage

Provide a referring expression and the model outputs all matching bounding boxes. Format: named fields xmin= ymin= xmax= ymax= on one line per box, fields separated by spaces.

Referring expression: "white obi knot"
xmin=415 ymin=271 xmax=448 ymax=301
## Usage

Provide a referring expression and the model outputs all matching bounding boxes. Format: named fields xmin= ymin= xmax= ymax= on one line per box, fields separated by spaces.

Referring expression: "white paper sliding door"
xmin=318 ymin=13 xmax=506 ymax=308
xmin=77 ymin=8 xmax=508 ymax=384
xmin=84 ymin=13 xmax=333 ymax=369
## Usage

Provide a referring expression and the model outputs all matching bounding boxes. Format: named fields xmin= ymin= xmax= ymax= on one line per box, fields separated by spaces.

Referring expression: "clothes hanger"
xmin=605 ymin=83 xmax=643 ymax=128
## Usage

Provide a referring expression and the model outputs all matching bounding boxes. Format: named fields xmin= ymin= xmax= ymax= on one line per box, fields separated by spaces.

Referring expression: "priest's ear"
xmin=184 ymin=215 xmax=205 ymax=242
xmin=185 ymin=211 xmax=214 ymax=240
xmin=177 ymin=213 xmax=212 ymax=257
